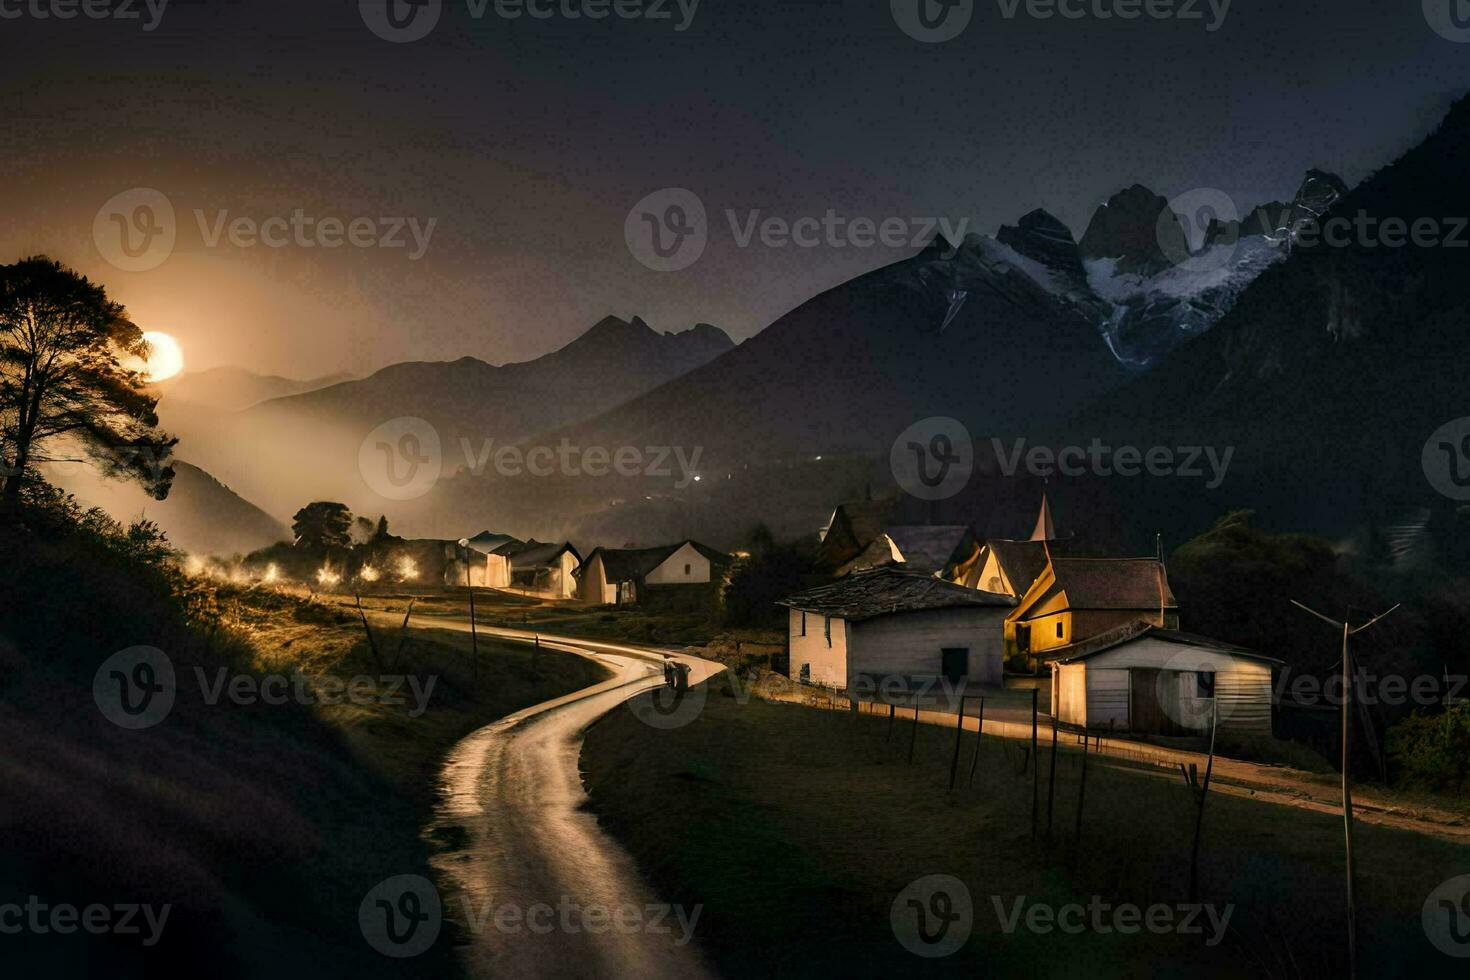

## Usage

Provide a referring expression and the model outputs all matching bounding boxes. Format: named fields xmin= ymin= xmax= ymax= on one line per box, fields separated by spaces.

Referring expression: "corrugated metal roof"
xmin=1047 ymin=620 xmax=1284 ymax=666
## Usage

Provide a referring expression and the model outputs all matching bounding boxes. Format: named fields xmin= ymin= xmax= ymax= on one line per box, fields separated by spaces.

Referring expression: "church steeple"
xmin=1029 ymin=492 xmax=1056 ymax=542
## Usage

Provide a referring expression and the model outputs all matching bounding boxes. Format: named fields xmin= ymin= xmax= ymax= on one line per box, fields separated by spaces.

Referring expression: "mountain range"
xmin=108 ymin=95 xmax=1468 ymax=560
xmin=160 ymin=316 xmax=733 ymax=527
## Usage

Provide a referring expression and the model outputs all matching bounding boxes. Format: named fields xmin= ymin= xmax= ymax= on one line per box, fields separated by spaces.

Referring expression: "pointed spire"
xmin=1029 ymin=492 xmax=1056 ymax=542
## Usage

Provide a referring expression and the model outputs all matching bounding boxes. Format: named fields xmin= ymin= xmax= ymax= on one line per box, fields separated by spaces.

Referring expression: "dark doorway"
xmin=941 ymin=648 xmax=969 ymax=683
xmin=1130 ymin=668 xmax=1187 ymax=736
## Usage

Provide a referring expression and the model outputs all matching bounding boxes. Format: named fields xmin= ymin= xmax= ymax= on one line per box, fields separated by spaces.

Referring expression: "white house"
xmin=1047 ymin=621 xmax=1283 ymax=737
xmin=777 ymin=568 xmax=1016 ymax=691
xmin=443 ymin=531 xmax=520 ymax=588
xmin=504 ymin=540 xmax=582 ymax=599
xmin=576 ymin=540 xmax=731 ymax=605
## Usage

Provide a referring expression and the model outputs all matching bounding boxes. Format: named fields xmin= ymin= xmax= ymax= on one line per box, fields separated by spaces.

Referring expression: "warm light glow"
xmin=130 ymin=331 xmax=185 ymax=382
xmin=316 ymin=563 xmax=341 ymax=588
xmin=359 ymin=564 xmax=380 ymax=583
xmin=396 ymin=555 xmax=419 ymax=582
xmin=262 ymin=563 xmax=280 ymax=584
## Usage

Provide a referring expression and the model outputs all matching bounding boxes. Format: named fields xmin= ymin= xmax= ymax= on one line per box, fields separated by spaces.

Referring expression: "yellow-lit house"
xmin=1004 ymin=552 xmax=1178 ymax=667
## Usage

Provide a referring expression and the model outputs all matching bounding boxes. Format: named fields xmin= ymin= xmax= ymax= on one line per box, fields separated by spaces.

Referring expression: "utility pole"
xmin=458 ymin=538 xmax=480 ymax=678
xmin=1291 ymin=599 xmax=1398 ymax=980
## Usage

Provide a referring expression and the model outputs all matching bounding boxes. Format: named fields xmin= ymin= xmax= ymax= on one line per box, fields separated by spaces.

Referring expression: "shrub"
xmin=1385 ymin=703 xmax=1470 ymax=792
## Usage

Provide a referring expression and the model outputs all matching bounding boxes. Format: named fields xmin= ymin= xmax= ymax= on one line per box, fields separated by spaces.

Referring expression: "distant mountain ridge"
xmin=41 ymin=459 xmax=288 ymax=557
xmin=172 ymin=316 xmax=734 ymax=522
xmin=159 ymin=366 xmax=354 ymax=414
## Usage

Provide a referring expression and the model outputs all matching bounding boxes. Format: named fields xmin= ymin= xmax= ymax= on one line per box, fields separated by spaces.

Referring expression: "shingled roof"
xmin=778 ymin=568 xmax=1015 ymax=621
xmin=1027 ymin=556 xmax=1178 ymax=612
xmin=838 ymin=525 xmax=978 ymax=577
xmin=982 ymin=538 xmax=1051 ymax=595
xmin=581 ymin=540 xmax=732 ymax=582
xmin=504 ymin=539 xmax=580 ymax=570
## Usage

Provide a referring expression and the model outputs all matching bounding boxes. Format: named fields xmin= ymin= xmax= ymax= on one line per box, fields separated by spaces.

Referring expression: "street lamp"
xmin=458 ymin=538 xmax=479 ymax=671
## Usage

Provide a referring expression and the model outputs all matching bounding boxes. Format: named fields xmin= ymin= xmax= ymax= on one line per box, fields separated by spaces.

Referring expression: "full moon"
xmin=133 ymin=331 xmax=184 ymax=382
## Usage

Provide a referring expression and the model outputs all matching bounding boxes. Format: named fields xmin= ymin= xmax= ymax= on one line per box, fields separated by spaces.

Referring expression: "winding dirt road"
xmin=426 ymin=624 xmax=722 ymax=980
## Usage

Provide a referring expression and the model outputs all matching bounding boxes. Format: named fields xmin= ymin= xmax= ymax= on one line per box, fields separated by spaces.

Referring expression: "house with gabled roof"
xmin=503 ymin=540 xmax=582 ymax=599
xmin=1047 ymin=621 xmax=1282 ymax=737
xmin=836 ymin=525 xmax=982 ymax=585
xmin=576 ymin=540 xmax=732 ymax=606
xmin=443 ymin=530 xmax=522 ymax=588
xmin=777 ymin=567 xmax=1015 ymax=691
xmin=1005 ymin=552 xmax=1178 ymax=667
xmin=975 ymin=493 xmax=1061 ymax=597
xmin=816 ymin=496 xmax=894 ymax=569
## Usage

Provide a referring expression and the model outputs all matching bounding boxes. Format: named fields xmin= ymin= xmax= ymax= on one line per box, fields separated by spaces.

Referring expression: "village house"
xmin=576 ymin=540 xmax=732 ymax=606
xmin=1005 ymin=552 xmax=1179 ymax=666
xmin=443 ymin=530 xmax=521 ymax=588
xmin=836 ymin=524 xmax=983 ymax=584
xmin=503 ymin=540 xmax=582 ymax=599
xmin=1047 ymin=621 xmax=1282 ymax=737
xmin=816 ymin=496 xmax=894 ymax=569
xmin=974 ymin=494 xmax=1061 ymax=597
xmin=778 ymin=568 xmax=1015 ymax=691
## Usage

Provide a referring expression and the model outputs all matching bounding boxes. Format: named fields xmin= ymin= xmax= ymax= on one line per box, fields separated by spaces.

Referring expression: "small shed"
xmin=1047 ymin=621 xmax=1283 ymax=737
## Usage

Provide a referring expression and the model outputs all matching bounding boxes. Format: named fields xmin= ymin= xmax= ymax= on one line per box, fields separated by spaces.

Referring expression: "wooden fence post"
xmin=949 ymin=696 xmax=968 ymax=790
xmin=1188 ymin=702 xmax=1220 ymax=903
xmin=1030 ymin=688 xmax=1039 ymax=840
xmin=968 ymin=697 xmax=986 ymax=787
xmin=1046 ymin=712 xmax=1059 ymax=841
xmin=886 ymin=702 xmax=896 ymax=742
xmin=907 ymin=705 xmax=920 ymax=764
xmin=1073 ymin=732 xmax=1090 ymax=864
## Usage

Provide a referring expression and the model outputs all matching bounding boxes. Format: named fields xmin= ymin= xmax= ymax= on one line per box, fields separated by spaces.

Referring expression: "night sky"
xmin=1 ymin=0 xmax=1466 ymax=377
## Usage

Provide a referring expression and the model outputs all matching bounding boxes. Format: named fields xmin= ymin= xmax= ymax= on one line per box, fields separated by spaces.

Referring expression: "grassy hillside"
xmin=0 ymin=488 xmax=608 ymax=977
xmin=582 ymin=681 xmax=1470 ymax=978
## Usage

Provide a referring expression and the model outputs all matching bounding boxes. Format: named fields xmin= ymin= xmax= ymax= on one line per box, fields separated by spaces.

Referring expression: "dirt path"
xmin=760 ymin=685 xmax=1470 ymax=843
xmin=420 ymin=622 xmax=724 ymax=979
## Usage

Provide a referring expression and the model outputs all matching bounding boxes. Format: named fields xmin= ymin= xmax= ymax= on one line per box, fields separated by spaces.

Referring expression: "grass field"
xmin=581 ymin=677 xmax=1470 ymax=978
xmin=346 ymin=584 xmax=785 ymax=664
xmin=0 ymin=577 xmax=609 ymax=978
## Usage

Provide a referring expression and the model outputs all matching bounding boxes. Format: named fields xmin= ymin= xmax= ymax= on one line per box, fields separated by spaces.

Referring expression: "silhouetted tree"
xmin=291 ymin=502 xmax=353 ymax=550
xmin=0 ymin=256 xmax=175 ymax=518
